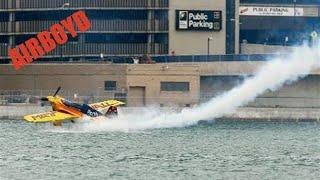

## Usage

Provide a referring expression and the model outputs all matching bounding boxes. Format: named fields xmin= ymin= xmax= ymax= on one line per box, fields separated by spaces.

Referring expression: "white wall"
xmin=169 ymin=0 xmax=227 ymax=55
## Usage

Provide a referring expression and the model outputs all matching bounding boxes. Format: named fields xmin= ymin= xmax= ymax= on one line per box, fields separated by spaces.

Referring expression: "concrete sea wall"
xmin=2 ymin=105 xmax=320 ymax=122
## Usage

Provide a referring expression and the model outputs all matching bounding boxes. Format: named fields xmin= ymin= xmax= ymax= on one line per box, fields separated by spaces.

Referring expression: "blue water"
xmin=1 ymin=120 xmax=320 ymax=180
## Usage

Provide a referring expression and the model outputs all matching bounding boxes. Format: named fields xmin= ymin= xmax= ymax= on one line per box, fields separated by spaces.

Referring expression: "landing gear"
xmin=53 ymin=121 xmax=62 ymax=126
xmin=105 ymin=106 xmax=118 ymax=117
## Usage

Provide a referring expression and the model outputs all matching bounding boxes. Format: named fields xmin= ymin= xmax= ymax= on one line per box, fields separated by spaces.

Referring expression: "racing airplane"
xmin=24 ymin=87 xmax=125 ymax=126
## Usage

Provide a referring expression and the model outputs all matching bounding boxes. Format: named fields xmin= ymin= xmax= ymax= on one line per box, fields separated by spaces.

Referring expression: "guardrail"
xmin=5 ymin=19 xmax=167 ymax=33
xmin=151 ymin=54 xmax=281 ymax=63
xmin=0 ymin=53 xmax=286 ymax=64
xmin=1 ymin=0 xmax=169 ymax=9
xmin=0 ymin=89 xmax=128 ymax=105
xmin=23 ymin=54 xmax=278 ymax=64
xmin=0 ymin=43 xmax=8 ymax=57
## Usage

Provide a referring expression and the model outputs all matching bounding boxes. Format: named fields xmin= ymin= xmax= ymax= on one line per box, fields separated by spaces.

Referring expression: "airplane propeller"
xmin=53 ymin=86 xmax=61 ymax=97
xmin=40 ymin=86 xmax=61 ymax=101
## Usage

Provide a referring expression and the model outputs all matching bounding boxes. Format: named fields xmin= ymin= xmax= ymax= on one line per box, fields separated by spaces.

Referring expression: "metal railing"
xmin=47 ymin=43 xmax=151 ymax=55
xmin=8 ymin=19 xmax=168 ymax=33
xmin=151 ymin=54 xmax=281 ymax=63
xmin=0 ymin=1 xmax=8 ymax=9
xmin=0 ymin=22 xmax=8 ymax=33
xmin=0 ymin=50 xmax=285 ymax=63
xmin=0 ymin=43 xmax=8 ymax=57
xmin=2 ymin=90 xmax=320 ymax=108
xmin=11 ymin=0 xmax=168 ymax=9
xmin=0 ymin=89 xmax=127 ymax=105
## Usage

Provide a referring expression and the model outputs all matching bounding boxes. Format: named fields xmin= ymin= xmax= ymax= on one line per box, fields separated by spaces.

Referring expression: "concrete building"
xmin=0 ymin=64 xmax=200 ymax=107
xmin=1 ymin=1 xmax=320 ymax=109
xmin=1 ymin=0 xmax=320 ymax=60
xmin=0 ymin=0 xmax=169 ymax=62
xmin=2 ymin=62 xmax=320 ymax=108
xmin=240 ymin=0 xmax=320 ymax=53
xmin=168 ymin=0 xmax=239 ymax=55
xmin=0 ymin=0 xmax=240 ymax=64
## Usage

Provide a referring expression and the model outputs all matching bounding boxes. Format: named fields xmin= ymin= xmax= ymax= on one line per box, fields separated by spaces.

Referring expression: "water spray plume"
xmin=76 ymin=44 xmax=320 ymax=132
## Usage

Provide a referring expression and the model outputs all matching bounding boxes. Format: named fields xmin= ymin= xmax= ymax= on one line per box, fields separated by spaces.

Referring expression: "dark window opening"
xmin=14 ymin=35 xmax=35 ymax=45
xmin=161 ymin=82 xmax=190 ymax=92
xmin=15 ymin=11 xmax=75 ymax=21
xmin=87 ymin=10 xmax=148 ymax=20
xmin=0 ymin=36 xmax=9 ymax=44
xmin=0 ymin=12 xmax=9 ymax=22
xmin=155 ymin=34 xmax=168 ymax=44
xmin=104 ymin=81 xmax=117 ymax=91
xmin=85 ymin=34 xmax=148 ymax=43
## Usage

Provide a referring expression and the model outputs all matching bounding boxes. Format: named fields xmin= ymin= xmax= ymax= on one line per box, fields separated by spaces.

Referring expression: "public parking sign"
xmin=176 ymin=10 xmax=222 ymax=31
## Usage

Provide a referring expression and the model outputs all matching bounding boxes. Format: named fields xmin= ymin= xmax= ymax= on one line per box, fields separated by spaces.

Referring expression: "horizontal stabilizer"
xmin=89 ymin=100 xmax=125 ymax=111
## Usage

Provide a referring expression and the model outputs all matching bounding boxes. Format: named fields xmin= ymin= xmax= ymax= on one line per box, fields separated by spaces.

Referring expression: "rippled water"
xmin=1 ymin=120 xmax=320 ymax=180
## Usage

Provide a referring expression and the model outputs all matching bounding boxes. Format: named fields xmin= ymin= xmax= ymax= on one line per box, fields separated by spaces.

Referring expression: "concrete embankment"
xmin=1 ymin=105 xmax=320 ymax=121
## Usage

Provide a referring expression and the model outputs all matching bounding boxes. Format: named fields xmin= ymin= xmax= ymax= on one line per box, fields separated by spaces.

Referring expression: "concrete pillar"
xmin=234 ymin=0 xmax=240 ymax=54
xmin=226 ymin=0 xmax=236 ymax=54
xmin=8 ymin=11 xmax=15 ymax=50
xmin=147 ymin=10 xmax=153 ymax=54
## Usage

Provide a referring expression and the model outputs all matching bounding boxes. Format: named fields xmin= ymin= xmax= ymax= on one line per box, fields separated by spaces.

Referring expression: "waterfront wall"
xmin=2 ymin=106 xmax=320 ymax=121
xmin=2 ymin=62 xmax=320 ymax=108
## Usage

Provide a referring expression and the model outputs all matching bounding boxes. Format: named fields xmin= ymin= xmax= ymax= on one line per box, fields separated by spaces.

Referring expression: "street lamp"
xmin=61 ymin=3 xmax=70 ymax=9
xmin=207 ymin=37 xmax=213 ymax=56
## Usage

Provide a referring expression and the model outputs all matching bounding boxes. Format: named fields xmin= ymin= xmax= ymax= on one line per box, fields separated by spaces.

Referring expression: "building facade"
xmin=0 ymin=0 xmax=169 ymax=62
xmin=240 ymin=0 xmax=320 ymax=51
xmin=0 ymin=0 xmax=242 ymax=63
xmin=2 ymin=1 xmax=320 ymax=62
xmin=2 ymin=62 xmax=320 ymax=108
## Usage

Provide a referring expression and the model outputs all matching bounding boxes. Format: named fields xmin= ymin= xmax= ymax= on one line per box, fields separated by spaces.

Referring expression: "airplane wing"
xmin=24 ymin=111 xmax=80 ymax=123
xmin=89 ymin=100 xmax=125 ymax=111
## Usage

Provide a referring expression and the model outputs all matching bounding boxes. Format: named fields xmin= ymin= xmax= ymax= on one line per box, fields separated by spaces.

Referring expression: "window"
xmin=85 ymin=34 xmax=148 ymax=43
xmin=160 ymin=82 xmax=190 ymax=92
xmin=104 ymin=81 xmax=117 ymax=91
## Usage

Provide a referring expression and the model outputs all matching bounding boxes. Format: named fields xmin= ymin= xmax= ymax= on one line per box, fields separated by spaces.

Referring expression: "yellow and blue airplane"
xmin=24 ymin=87 xmax=125 ymax=126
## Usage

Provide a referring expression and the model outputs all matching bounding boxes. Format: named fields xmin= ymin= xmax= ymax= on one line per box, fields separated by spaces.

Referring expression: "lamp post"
xmin=61 ymin=3 xmax=70 ymax=9
xmin=207 ymin=37 xmax=213 ymax=56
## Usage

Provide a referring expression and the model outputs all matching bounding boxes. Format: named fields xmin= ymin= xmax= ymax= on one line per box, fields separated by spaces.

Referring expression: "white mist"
xmin=77 ymin=45 xmax=320 ymax=132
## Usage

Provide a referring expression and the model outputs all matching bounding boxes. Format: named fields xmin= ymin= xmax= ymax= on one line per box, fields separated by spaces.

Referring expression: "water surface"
xmin=1 ymin=120 xmax=320 ymax=180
